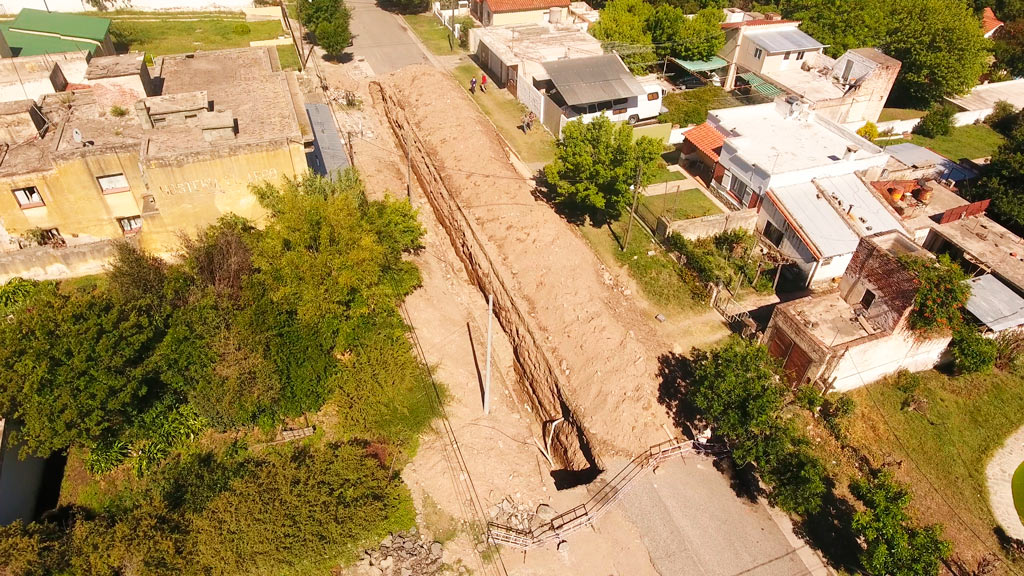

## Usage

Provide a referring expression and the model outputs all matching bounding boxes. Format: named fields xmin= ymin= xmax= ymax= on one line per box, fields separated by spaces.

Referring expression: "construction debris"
xmin=352 ymin=528 xmax=449 ymax=576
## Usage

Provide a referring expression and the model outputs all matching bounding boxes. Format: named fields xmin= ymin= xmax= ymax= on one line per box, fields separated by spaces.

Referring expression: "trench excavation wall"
xmin=372 ymin=82 xmax=598 ymax=478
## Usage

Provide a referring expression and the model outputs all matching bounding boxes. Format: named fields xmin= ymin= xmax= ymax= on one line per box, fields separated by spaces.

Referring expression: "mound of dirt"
xmin=380 ymin=66 xmax=672 ymax=459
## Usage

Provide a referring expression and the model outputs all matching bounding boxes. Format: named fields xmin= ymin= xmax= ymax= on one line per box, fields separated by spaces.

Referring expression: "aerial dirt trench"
xmin=371 ymin=81 xmax=602 ymax=486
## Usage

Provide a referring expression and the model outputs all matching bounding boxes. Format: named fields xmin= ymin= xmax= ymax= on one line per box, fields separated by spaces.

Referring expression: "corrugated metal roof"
xmin=542 ymin=54 xmax=645 ymax=106
xmin=771 ymin=181 xmax=860 ymax=258
xmin=671 ymin=56 xmax=728 ymax=72
xmin=305 ymin=103 xmax=349 ymax=179
xmin=885 ymin=143 xmax=976 ymax=180
xmin=737 ymin=72 xmax=784 ymax=97
xmin=814 ymin=174 xmax=904 ymax=238
xmin=965 ymin=274 xmax=1024 ymax=332
xmin=745 ymin=27 xmax=824 ymax=54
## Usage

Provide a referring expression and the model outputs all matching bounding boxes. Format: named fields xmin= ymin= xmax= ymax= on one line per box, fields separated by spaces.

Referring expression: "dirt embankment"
xmin=372 ymin=67 xmax=673 ymax=479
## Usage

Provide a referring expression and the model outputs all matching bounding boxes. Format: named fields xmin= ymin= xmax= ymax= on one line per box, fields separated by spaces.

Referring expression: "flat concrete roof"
xmin=711 ymin=101 xmax=884 ymax=175
xmin=947 ymin=78 xmax=1024 ymax=112
xmin=474 ymin=24 xmax=602 ymax=84
xmin=965 ymin=274 xmax=1024 ymax=331
xmin=86 ymin=52 xmax=145 ymax=80
xmin=934 ymin=215 xmax=1024 ymax=293
xmin=783 ymin=290 xmax=872 ymax=347
xmin=772 ymin=181 xmax=860 ymax=258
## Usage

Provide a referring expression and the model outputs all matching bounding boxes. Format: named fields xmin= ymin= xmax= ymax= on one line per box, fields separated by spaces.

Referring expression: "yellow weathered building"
xmin=0 ymin=47 xmax=311 ymax=258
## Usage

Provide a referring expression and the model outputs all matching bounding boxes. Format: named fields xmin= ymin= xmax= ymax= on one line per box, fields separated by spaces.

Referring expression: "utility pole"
xmin=622 ymin=163 xmax=643 ymax=251
xmin=483 ymin=293 xmax=493 ymax=415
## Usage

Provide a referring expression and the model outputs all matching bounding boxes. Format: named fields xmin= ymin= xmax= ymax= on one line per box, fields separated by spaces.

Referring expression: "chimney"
xmin=843 ymin=144 xmax=858 ymax=161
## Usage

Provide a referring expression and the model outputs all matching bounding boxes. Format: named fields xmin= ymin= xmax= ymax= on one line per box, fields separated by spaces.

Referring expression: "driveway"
xmin=347 ymin=0 xmax=429 ymax=75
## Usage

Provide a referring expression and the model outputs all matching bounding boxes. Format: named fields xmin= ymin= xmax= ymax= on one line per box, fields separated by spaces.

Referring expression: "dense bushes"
xmin=950 ymin=327 xmax=998 ymax=374
xmin=667 ymin=230 xmax=774 ymax=293
xmin=901 ymin=254 xmax=970 ymax=336
xmin=300 ymin=0 xmax=352 ymax=57
xmin=1 ymin=442 xmax=415 ymax=576
xmin=0 ymin=173 xmax=434 ymax=473
xmin=658 ymin=86 xmax=732 ymax=127
xmin=913 ymin=104 xmax=956 ymax=138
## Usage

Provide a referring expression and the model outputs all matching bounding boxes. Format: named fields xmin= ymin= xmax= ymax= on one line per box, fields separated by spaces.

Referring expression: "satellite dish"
xmin=72 ymin=128 xmax=82 ymax=144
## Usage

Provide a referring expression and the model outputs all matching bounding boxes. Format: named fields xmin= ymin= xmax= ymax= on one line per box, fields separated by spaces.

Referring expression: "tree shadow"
xmin=793 ymin=487 xmax=863 ymax=572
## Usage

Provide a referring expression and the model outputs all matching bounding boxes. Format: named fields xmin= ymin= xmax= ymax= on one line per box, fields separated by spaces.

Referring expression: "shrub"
xmin=913 ymin=104 xmax=956 ymax=139
xmin=232 ymin=22 xmax=251 ymax=35
xmin=821 ymin=394 xmax=855 ymax=440
xmin=109 ymin=105 xmax=128 ymax=117
xmin=994 ymin=330 xmax=1024 ymax=372
xmin=794 ymin=384 xmax=823 ymax=411
xmin=857 ymin=121 xmax=879 ymax=142
xmin=454 ymin=15 xmax=474 ymax=48
xmin=658 ymin=86 xmax=729 ymax=127
xmin=950 ymin=328 xmax=997 ymax=374
xmin=316 ymin=13 xmax=352 ymax=57
xmin=985 ymin=100 xmax=1020 ymax=136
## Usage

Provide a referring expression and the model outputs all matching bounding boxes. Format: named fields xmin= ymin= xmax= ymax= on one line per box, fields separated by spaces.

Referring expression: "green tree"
xmin=591 ymin=0 xmax=655 ymax=72
xmin=543 ymin=116 xmax=664 ymax=222
xmin=994 ymin=21 xmax=1024 ymax=77
xmin=913 ymin=104 xmax=956 ymax=138
xmin=783 ymin=0 xmax=887 ymax=57
xmin=686 ymin=337 xmax=786 ymax=448
xmin=851 ymin=470 xmax=952 ymax=576
xmin=880 ymin=0 xmax=990 ymax=104
xmin=658 ymin=85 xmax=731 ymax=126
xmin=976 ymin=125 xmax=1024 ymax=234
xmin=298 ymin=0 xmax=344 ymax=30
xmin=316 ymin=12 xmax=352 ymax=57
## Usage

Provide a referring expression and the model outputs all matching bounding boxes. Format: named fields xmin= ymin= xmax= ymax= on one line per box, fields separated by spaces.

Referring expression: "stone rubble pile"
xmin=489 ymin=497 xmax=556 ymax=531
xmin=354 ymin=528 xmax=449 ymax=576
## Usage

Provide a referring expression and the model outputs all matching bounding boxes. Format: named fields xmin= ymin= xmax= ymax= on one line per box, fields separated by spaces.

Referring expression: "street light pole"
xmin=622 ymin=163 xmax=643 ymax=251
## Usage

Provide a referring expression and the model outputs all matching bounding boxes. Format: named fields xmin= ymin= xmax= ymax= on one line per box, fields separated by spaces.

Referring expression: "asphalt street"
xmin=347 ymin=0 xmax=429 ymax=75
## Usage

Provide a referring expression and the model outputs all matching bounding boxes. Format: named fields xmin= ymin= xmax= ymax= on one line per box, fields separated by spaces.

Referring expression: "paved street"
xmin=618 ymin=456 xmax=815 ymax=576
xmin=347 ymin=0 xmax=429 ymax=75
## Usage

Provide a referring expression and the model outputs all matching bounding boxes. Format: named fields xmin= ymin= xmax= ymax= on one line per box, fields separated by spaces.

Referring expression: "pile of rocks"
xmin=489 ymin=498 xmax=557 ymax=531
xmin=354 ymin=529 xmax=446 ymax=576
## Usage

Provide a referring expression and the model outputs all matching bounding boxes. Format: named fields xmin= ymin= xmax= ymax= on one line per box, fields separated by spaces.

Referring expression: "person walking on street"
xmin=470 ymin=77 xmax=477 ymax=94
xmin=481 ymin=73 xmax=488 ymax=93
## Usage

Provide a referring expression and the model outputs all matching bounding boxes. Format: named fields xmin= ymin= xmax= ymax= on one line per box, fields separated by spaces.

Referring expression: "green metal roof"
xmin=0 ymin=23 xmax=100 ymax=56
xmin=9 ymin=9 xmax=110 ymax=43
xmin=737 ymin=72 xmax=784 ymax=97
xmin=671 ymin=56 xmax=727 ymax=73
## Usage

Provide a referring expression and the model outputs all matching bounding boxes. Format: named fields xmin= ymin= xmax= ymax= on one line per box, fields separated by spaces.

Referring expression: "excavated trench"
xmin=372 ymin=82 xmax=600 ymax=488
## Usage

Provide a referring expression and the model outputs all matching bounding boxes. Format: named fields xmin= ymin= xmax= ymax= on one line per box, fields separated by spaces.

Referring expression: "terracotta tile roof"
xmin=982 ymin=7 xmax=1004 ymax=36
xmin=721 ymin=19 xmax=800 ymax=30
xmin=484 ymin=0 xmax=569 ymax=13
xmin=684 ymin=122 xmax=725 ymax=162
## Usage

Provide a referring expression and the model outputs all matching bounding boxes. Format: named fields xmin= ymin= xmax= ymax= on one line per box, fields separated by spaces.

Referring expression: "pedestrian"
xmin=481 ymin=73 xmax=488 ymax=93
xmin=470 ymin=77 xmax=476 ymax=94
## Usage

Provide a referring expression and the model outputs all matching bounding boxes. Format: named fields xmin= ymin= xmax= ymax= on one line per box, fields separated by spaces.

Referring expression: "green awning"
xmin=737 ymin=73 xmax=784 ymax=97
xmin=671 ymin=56 xmax=728 ymax=73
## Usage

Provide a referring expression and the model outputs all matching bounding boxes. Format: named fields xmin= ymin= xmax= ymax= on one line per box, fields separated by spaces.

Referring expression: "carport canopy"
xmin=671 ymin=56 xmax=728 ymax=73
xmin=542 ymin=54 xmax=645 ymax=106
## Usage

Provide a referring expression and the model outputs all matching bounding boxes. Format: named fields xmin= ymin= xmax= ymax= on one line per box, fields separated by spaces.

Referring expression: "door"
xmin=507 ymin=65 xmax=518 ymax=98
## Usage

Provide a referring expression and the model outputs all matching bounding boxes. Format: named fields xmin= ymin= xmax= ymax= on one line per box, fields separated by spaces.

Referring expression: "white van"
xmin=564 ymin=84 xmax=668 ymax=125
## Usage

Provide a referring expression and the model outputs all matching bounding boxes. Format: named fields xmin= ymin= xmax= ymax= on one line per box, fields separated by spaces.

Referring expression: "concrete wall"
xmin=659 ymin=207 xmax=757 ymax=240
xmin=0 ymin=141 xmax=306 ymax=256
xmin=0 ymin=421 xmax=45 ymax=526
xmin=482 ymin=5 xmax=566 ymax=26
xmin=0 ymin=0 xmax=252 ymax=13
xmin=0 ymin=239 xmax=119 ymax=282
xmin=830 ymin=327 xmax=950 ymax=391
xmin=875 ymin=109 xmax=993 ymax=136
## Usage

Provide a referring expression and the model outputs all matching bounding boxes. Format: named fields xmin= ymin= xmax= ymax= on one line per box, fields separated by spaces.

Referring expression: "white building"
xmin=706 ymin=97 xmax=902 ymax=286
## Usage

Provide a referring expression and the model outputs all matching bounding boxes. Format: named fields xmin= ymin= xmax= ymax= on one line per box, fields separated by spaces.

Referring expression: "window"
xmin=796 ymin=51 xmax=805 ymax=61
xmin=754 ymin=47 xmax=763 ymax=60
xmin=97 ymin=173 xmax=130 ymax=194
xmin=647 ymin=92 xmax=659 ymax=101
xmin=41 ymin=228 xmax=63 ymax=245
xmin=783 ymin=51 xmax=791 ymax=60
xmin=118 ymin=215 xmax=143 ymax=234
xmin=12 ymin=186 xmax=43 ymax=208
xmin=762 ymin=219 xmax=784 ymax=247
xmin=612 ymin=98 xmax=628 ymax=106
xmin=733 ymin=178 xmax=750 ymax=199
xmin=859 ymin=289 xmax=876 ymax=309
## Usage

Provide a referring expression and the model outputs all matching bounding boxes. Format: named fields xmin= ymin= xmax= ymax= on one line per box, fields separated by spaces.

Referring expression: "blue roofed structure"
xmin=305 ymin=103 xmax=349 ymax=179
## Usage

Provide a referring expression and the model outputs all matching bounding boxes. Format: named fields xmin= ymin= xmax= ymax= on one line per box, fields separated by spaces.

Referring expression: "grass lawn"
xmin=577 ymin=215 xmax=701 ymax=311
xmin=452 ymin=62 xmax=555 ymax=164
xmin=648 ymin=166 xmax=686 ymax=185
xmin=641 ymin=188 xmax=721 ymax=221
xmin=403 ymin=14 xmax=459 ymax=56
xmin=878 ymin=107 xmax=926 ymax=122
xmin=276 ymin=43 xmax=301 ymax=71
xmin=906 ymin=124 xmax=1005 ymax=161
xmin=844 ymin=368 xmax=1024 ymax=567
xmin=110 ymin=18 xmax=285 ymax=57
